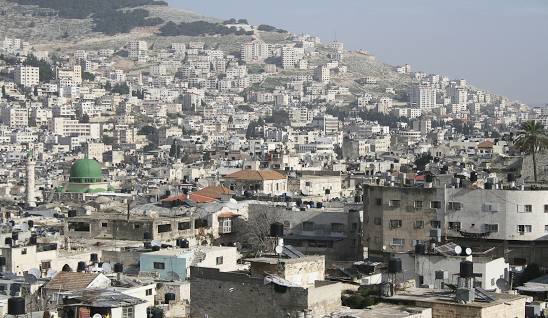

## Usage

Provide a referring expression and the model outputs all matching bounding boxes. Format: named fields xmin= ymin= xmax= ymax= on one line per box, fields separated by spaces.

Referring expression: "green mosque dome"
xmin=69 ymin=158 xmax=103 ymax=183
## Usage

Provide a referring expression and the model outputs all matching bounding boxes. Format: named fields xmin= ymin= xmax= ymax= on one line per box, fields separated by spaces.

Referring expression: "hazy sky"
xmin=168 ymin=0 xmax=548 ymax=105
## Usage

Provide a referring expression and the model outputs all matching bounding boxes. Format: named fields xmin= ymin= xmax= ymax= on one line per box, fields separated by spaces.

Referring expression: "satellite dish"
xmin=93 ymin=314 xmax=102 ymax=318
xmin=454 ymin=245 xmax=462 ymax=255
xmin=46 ymin=269 xmax=58 ymax=278
xmin=275 ymin=245 xmax=283 ymax=254
xmin=28 ymin=268 xmax=41 ymax=279
xmin=166 ymin=271 xmax=180 ymax=281
xmin=151 ymin=240 xmax=162 ymax=247
xmin=496 ymin=278 xmax=511 ymax=292
xmin=24 ymin=273 xmax=37 ymax=284
xmin=465 ymin=247 xmax=472 ymax=256
xmin=102 ymin=263 xmax=112 ymax=274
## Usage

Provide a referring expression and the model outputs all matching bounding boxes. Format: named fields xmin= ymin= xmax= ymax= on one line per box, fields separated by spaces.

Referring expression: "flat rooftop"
xmin=329 ymin=303 xmax=431 ymax=318
xmin=385 ymin=288 xmax=527 ymax=308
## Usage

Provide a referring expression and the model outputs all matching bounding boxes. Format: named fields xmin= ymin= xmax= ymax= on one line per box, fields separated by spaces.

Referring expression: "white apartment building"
xmin=57 ymin=65 xmax=82 ymax=86
xmin=314 ymin=66 xmax=330 ymax=84
xmin=50 ymin=117 xmax=101 ymax=139
xmin=409 ymin=83 xmax=436 ymax=112
xmin=128 ymin=40 xmax=148 ymax=62
xmin=240 ymin=41 xmax=269 ymax=62
xmin=1 ymin=106 xmax=29 ymax=128
xmin=14 ymin=65 xmax=39 ymax=87
xmin=282 ymin=46 xmax=297 ymax=69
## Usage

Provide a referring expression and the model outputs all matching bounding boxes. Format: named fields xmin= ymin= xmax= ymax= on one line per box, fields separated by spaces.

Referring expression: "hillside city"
xmin=0 ymin=1 xmax=547 ymax=318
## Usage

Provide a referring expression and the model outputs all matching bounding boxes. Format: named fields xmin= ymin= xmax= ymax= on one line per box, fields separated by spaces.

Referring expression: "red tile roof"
xmin=225 ymin=170 xmax=286 ymax=181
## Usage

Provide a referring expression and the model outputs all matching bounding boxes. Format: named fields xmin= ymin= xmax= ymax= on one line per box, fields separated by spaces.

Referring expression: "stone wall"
xmin=189 ymin=267 xmax=341 ymax=318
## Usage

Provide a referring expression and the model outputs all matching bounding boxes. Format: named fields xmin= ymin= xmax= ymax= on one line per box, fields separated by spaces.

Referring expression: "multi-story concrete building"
xmin=1 ymin=106 xmax=29 ymax=128
xmin=14 ymin=65 xmax=39 ymax=87
xmin=313 ymin=66 xmax=330 ymax=84
xmin=282 ymin=46 xmax=297 ymax=69
xmin=409 ymin=82 xmax=436 ymax=112
xmin=240 ymin=40 xmax=269 ymax=62
xmin=50 ymin=117 xmax=101 ymax=139
xmin=363 ymin=184 xmax=548 ymax=264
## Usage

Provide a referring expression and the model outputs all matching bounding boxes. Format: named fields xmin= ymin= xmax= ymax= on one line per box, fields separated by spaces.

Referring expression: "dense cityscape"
xmin=0 ymin=0 xmax=547 ymax=317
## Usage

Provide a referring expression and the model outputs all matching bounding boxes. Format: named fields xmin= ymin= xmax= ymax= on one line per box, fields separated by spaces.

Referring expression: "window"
xmin=447 ymin=202 xmax=462 ymax=210
xmin=391 ymin=238 xmax=405 ymax=246
xmin=482 ymin=203 xmax=498 ymax=212
xmin=305 ymin=181 xmax=311 ymax=186
xmin=145 ymin=288 xmax=153 ymax=296
xmin=389 ymin=200 xmax=400 ymax=208
xmin=101 ymin=222 xmax=108 ymax=228
xmin=133 ymin=224 xmax=140 ymax=229
xmin=153 ymin=262 xmax=165 ymax=270
xmin=517 ymin=225 xmax=532 ymax=233
xmin=545 ymin=225 xmax=548 ymax=233
xmin=302 ymin=221 xmax=314 ymax=231
xmin=414 ymin=201 xmax=423 ymax=208
xmin=220 ymin=219 xmax=232 ymax=233
xmin=157 ymin=224 xmax=172 ymax=233
xmin=375 ymin=198 xmax=382 ymax=206
xmin=216 ymin=256 xmax=224 ymax=265
xmin=545 ymin=205 xmax=548 ymax=213
xmin=21 ymin=248 xmax=27 ymax=255
xmin=122 ymin=307 xmax=134 ymax=318
xmin=431 ymin=221 xmax=441 ymax=229
xmin=485 ymin=224 xmax=499 ymax=232
xmin=525 ymin=205 xmax=533 ymax=212
xmin=374 ymin=217 xmax=382 ymax=225
xmin=178 ymin=222 xmax=191 ymax=230
xmin=331 ymin=223 xmax=345 ymax=233
xmin=351 ymin=223 xmax=358 ymax=231
xmin=448 ymin=222 xmax=461 ymax=231
xmin=430 ymin=201 xmax=442 ymax=209
xmin=414 ymin=220 xmax=424 ymax=229
xmin=389 ymin=220 xmax=402 ymax=229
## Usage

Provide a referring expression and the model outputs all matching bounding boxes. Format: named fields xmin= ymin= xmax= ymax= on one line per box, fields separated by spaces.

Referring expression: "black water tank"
xmin=144 ymin=242 xmax=152 ymax=249
xmin=388 ymin=258 xmax=402 ymax=273
xmin=270 ymin=223 xmax=284 ymax=237
xmin=90 ymin=253 xmax=98 ymax=263
xmin=470 ymin=171 xmax=478 ymax=182
xmin=325 ymin=189 xmax=331 ymax=195
xmin=415 ymin=244 xmax=426 ymax=255
xmin=27 ymin=220 xmax=34 ymax=228
xmin=114 ymin=263 xmax=123 ymax=273
xmin=67 ymin=210 xmax=77 ymax=217
xmin=181 ymin=239 xmax=189 ymax=248
xmin=77 ymin=261 xmax=86 ymax=272
xmin=11 ymin=232 xmax=18 ymax=241
xmin=316 ymin=202 xmax=323 ymax=209
xmin=0 ymin=256 xmax=6 ymax=266
xmin=143 ymin=232 xmax=152 ymax=240
xmin=164 ymin=293 xmax=176 ymax=304
xmin=485 ymin=182 xmax=493 ymax=190
xmin=152 ymin=246 xmax=161 ymax=251
xmin=425 ymin=174 xmax=433 ymax=183
xmin=460 ymin=261 xmax=474 ymax=278
xmin=4 ymin=237 xmax=12 ymax=246
xmin=29 ymin=235 xmax=37 ymax=245
xmin=8 ymin=297 xmax=25 ymax=315
xmin=507 ymin=173 xmax=515 ymax=182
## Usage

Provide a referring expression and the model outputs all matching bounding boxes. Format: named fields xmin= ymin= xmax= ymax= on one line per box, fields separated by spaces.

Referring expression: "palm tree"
xmin=514 ymin=121 xmax=548 ymax=182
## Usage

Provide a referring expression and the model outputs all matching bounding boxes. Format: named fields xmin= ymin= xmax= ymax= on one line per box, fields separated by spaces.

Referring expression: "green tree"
xmin=514 ymin=121 xmax=548 ymax=183
xmin=24 ymin=55 xmax=54 ymax=82
xmin=82 ymin=72 xmax=95 ymax=81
